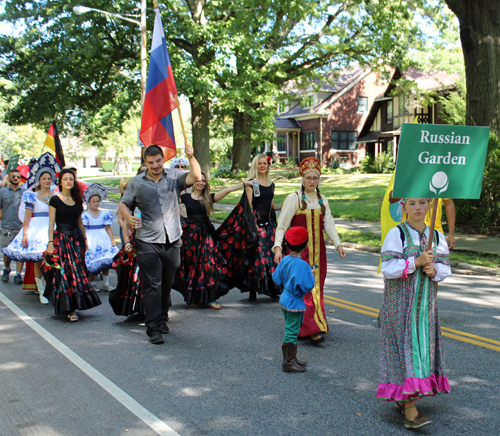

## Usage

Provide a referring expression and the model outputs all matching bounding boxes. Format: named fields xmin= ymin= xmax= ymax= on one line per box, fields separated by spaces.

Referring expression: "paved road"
xmin=1 ymin=202 xmax=500 ymax=436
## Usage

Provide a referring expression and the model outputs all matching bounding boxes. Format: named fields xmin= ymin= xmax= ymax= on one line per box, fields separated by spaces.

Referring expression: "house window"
xmin=277 ymin=102 xmax=287 ymax=113
xmin=358 ymin=97 xmax=368 ymax=113
xmin=386 ymin=100 xmax=393 ymax=123
xmin=301 ymin=131 xmax=316 ymax=150
xmin=302 ymin=95 xmax=314 ymax=108
xmin=331 ymin=131 xmax=357 ymax=150
xmin=399 ymin=95 xmax=410 ymax=115
xmin=277 ymin=133 xmax=286 ymax=152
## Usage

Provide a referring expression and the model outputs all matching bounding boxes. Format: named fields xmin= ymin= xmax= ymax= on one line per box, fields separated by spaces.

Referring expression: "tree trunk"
xmin=445 ymin=0 xmax=500 ymax=134
xmin=190 ymin=98 xmax=211 ymax=178
xmin=231 ymin=108 xmax=253 ymax=172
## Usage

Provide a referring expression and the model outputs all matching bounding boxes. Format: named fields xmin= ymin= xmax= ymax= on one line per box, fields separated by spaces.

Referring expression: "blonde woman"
xmin=242 ymin=153 xmax=281 ymax=302
xmin=178 ymin=172 xmax=252 ymax=309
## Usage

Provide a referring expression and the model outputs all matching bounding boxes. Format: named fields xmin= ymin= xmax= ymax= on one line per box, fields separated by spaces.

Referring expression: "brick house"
xmin=357 ymin=68 xmax=458 ymax=162
xmin=272 ymin=66 xmax=457 ymax=168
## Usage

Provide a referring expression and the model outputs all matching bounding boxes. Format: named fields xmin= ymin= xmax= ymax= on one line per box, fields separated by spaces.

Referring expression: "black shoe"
xmin=160 ymin=324 xmax=169 ymax=334
xmin=249 ymin=292 xmax=257 ymax=302
xmin=13 ymin=274 xmax=23 ymax=284
xmin=149 ymin=334 xmax=164 ymax=344
xmin=311 ymin=335 xmax=325 ymax=346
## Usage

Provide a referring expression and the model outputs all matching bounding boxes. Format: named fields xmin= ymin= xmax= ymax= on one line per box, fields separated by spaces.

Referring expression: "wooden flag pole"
xmin=175 ymin=94 xmax=189 ymax=147
xmin=426 ymin=198 xmax=438 ymax=251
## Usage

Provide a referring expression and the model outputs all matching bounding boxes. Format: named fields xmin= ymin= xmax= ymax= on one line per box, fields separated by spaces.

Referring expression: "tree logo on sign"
xmin=429 ymin=171 xmax=449 ymax=195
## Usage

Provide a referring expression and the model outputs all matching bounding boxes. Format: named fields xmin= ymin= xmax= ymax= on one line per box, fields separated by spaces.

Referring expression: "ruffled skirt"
xmin=43 ymin=230 xmax=101 ymax=315
xmin=178 ymin=222 xmax=223 ymax=305
xmin=85 ymin=228 xmax=119 ymax=275
xmin=2 ymin=216 xmax=49 ymax=262
xmin=109 ymin=242 xmax=144 ymax=316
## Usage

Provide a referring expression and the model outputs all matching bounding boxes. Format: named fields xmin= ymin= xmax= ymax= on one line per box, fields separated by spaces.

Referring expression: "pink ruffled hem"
xmin=376 ymin=375 xmax=450 ymax=402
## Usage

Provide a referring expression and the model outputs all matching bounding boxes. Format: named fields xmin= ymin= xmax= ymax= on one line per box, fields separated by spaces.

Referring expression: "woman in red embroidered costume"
xmin=273 ymin=157 xmax=346 ymax=345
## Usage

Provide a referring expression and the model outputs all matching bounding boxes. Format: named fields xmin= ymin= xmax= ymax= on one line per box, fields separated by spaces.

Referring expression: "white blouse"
xmin=381 ymin=225 xmax=452 ymax=282
xmin=273 ymin=189 xmax=341 ymax=250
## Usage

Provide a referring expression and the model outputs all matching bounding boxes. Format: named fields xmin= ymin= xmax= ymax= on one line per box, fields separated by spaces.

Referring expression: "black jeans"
xmin=135 ymin=238 xmax=181 ymax=337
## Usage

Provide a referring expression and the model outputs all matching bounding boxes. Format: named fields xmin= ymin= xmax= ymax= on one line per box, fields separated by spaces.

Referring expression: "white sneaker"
xmin=102 ymin=284 xmax=111 ymax=291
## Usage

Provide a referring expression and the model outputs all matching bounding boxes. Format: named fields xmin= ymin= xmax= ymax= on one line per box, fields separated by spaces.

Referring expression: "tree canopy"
xmin=0 ymin=0 xmax=472 ymax=172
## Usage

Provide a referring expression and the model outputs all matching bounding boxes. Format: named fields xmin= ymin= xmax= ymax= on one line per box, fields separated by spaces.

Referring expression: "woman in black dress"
xmin=243 ymin=154 xmax=281 ymax=301
xmin=44 ymin=168 xmax=101 ymax=321
xmin=178 ymin=172 xmax=252 ymax=309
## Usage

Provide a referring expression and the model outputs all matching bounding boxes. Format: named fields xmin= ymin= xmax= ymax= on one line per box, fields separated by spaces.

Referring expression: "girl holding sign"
xmin=377 ymin=198 xmax=451 ymax=429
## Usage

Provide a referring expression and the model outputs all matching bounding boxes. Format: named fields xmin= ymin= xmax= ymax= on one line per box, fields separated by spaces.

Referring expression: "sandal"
xmin=404 ymin=414 xmax=431 ymax=429
xmin=395 ymin=402 xmax=405 ymax=415
xmin=67 ymin=313 xmax=79 ymax=322
xmin=208 ymin=302 xmax=221 ymax=310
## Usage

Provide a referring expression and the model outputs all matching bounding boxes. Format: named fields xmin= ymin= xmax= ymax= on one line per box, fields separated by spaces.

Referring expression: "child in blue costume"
xmin=273 ymin=226 xmax=315 ymax=373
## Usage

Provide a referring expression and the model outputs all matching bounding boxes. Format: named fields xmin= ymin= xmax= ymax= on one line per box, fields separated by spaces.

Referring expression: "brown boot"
xmin=282 ymin=343 xmax=306 ymax=373
xmin=294 ymin=344 xmax=307 ymax=367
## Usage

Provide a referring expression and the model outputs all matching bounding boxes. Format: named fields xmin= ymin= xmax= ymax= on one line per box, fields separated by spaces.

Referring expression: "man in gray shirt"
xmin=119 ymin=144 xmax=201 ymax=344
xmin=0 ymin=168 xmax=25 ymax=284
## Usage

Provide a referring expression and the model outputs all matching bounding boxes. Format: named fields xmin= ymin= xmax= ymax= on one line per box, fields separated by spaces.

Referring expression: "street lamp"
xmin=73 ymin=1 xmax=147 ymax=107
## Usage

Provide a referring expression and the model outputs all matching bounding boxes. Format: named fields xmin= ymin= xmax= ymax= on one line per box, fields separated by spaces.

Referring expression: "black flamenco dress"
xmin=239 ymin=183 xmax=280 ymax=298
xmin=108 ymin=233 xmax=144 ymax=316
xmin=43 ymin=196 xmax=101 ymax=315
xmin=177 ymin=193 xmax=224 ymax=305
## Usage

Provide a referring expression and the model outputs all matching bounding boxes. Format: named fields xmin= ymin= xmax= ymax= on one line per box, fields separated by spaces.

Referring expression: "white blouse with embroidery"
xmin=273 ymin=189 xmax=341 ymax=251
xmin=381 ymin=225 xmax=451 ymax=282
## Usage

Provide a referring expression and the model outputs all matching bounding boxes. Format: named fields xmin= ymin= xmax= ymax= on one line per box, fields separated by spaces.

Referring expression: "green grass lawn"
xmin=213 ymin=173 xmax=391 ymax=222
xmin=81 ymin=174 xmax=134 ymax=186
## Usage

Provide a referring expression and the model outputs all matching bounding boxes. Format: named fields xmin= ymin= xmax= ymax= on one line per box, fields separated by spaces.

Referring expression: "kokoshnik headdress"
xmin=299 ymin=157 xmax=321 ymax=177
xmin=83 ymin=183 xmax=109 ymax=203
xmin=170 ymin=157 xmax=189 ymax=169
xmin=26 ymin=152 xmax=62 ymax=190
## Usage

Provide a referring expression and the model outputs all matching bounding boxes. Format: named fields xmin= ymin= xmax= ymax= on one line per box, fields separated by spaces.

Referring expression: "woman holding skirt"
xmin=242 ymin=154 xmax=281 ymax=301
xmin=178 ymin=172 xmax=252 ymax=309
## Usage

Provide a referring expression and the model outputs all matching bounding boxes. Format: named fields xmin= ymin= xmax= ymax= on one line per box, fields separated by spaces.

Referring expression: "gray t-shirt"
xmin=0 ymin=185 xmax=25 ymax=230
xmin=121 ymin=168 xmax=190 ymax=244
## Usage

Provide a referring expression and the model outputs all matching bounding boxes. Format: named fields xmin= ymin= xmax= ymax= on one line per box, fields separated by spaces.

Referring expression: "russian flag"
xmin=140 ymin=8 xmax=178 ymax=161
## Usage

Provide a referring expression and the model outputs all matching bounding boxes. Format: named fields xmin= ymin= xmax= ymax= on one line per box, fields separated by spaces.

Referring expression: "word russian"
xmin=420 ymin=130 xmax=470 ymax=145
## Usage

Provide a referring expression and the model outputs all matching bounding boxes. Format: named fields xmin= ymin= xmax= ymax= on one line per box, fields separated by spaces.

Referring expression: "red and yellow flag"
xmin=45 ymin=121 xmax=65 ymax=167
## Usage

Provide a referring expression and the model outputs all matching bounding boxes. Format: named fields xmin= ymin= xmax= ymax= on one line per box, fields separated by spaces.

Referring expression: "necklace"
xmin=39 ymin=192 xmax=51 ymax=204
xmin=288 ymin=253 xmax=301 ymax=257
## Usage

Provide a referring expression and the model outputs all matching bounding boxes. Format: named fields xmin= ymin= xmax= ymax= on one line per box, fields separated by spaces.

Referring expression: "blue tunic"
xmin=273 ymin=255 xmax=314 ymax=312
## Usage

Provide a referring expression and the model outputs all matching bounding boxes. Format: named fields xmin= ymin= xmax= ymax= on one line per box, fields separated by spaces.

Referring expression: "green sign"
xmin=5 ymin=155 xmax=19 ymax=174
xmin=393 ymin=123 xmax=490 ymax=199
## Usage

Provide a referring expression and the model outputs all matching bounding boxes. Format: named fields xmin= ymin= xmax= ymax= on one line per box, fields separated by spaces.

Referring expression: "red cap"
xmin=285 ymin=226 xmax=309 ymax=247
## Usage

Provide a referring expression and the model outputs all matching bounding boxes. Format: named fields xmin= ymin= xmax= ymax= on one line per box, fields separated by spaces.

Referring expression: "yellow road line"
xmin=441 ymin=332 xmax=500 ymax=352
xmin=324 ymin=295 xmax=379 ymax=314
xmin=441 ymin=326 xmax=500 ymax=346
xmin=324 ymin=295 xmax=500 ymax=352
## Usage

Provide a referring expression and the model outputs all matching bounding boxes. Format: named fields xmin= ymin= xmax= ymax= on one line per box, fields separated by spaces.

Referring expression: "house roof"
xmin=274 ymin=117 xmax=301 ymax=130
xmin=402 ymin=67 xmax=457 ymax=91
xmin=277 ymin=66 xmax=372 ymax=120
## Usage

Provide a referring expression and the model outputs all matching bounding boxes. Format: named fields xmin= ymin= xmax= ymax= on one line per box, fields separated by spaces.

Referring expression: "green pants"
xmin=282 ymin=309 xmax=303 ymax=345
